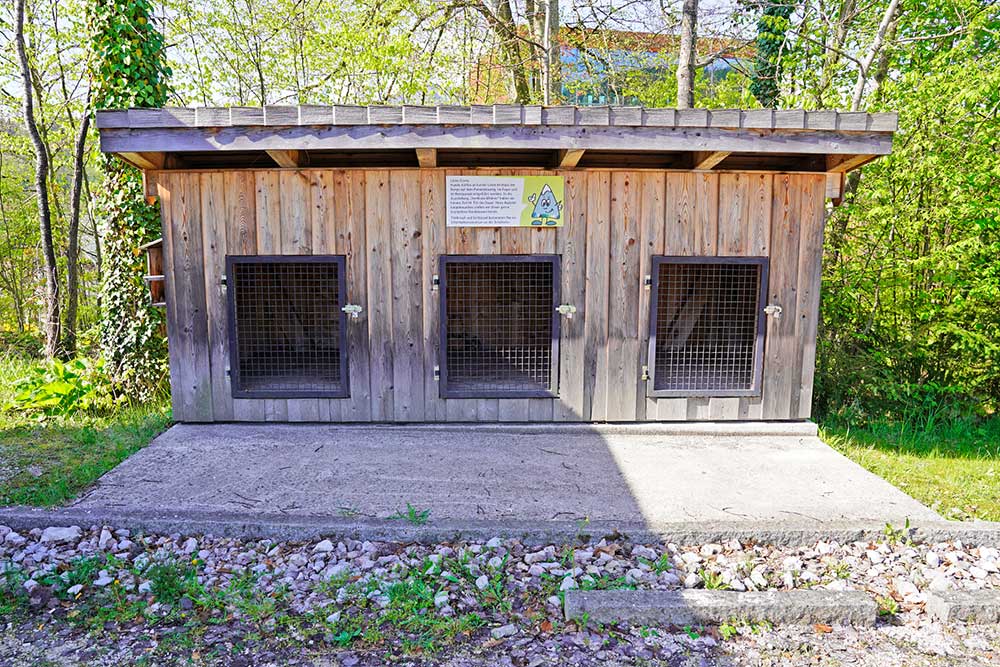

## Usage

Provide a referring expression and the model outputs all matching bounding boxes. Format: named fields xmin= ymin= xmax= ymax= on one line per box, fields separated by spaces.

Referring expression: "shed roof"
xmin=96 ymin=104 xmax=895 ymax=174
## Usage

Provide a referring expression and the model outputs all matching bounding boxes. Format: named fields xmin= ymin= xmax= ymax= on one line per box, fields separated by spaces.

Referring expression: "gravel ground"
xmin=1 ymin=524 xmax=999 ymax=666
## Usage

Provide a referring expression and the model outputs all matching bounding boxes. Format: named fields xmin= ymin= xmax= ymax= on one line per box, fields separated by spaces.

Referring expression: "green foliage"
xmin=10 ymin=357 xmax=115 ymax=415
xmin=89 ymin=0 xmax=171 ymax=401
xmin=749 ymin=1 xmax=794 ymax=107
xmin=816 ymin=9 xmax=1000 ymax=422
xmin=144 ymin=558 xmax=200 ymax=606
xmin=88 ymin=0 xmax=171 ymax=109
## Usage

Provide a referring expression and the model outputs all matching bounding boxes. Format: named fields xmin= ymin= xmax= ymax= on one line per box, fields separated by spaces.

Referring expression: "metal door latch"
xmin=556 ymin=304 xmax=577 ymax=318
xmin=644 ymin=275 xmax=652 ymax=290
xmin=342 ymin=304 xmax=363 ymax=319
xmin=433 ymin=366 xmax=440 ymax=381
xmin=431 ymin=274 xmax=440 ymax=292
xmin=641 ymin=365 xmax=650 ymax=381
xmin=764 ymin=304 xmax=783 ymax=319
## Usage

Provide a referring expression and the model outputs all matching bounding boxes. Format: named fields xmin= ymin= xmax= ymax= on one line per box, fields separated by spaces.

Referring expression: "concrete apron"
xmin=7 ymin=421 xmax=964 ymax=543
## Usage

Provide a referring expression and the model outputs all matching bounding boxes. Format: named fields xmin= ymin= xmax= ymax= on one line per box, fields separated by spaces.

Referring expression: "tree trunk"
xmin=493 ymin=0 xmax=531 ymax=103
xmin=15 ymin=0 xmax=60 ymax=358
xmin=64 ymin=103 xmax=91 ymax=355
xmin=676 ymin=0 xmax=698 ymax=108
xmin=540 ymin=0 xmax=560 ymax=103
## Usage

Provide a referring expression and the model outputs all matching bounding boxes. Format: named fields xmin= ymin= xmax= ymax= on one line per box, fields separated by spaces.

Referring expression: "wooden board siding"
xmin=159 ymin=168 xmax=827 ymax=422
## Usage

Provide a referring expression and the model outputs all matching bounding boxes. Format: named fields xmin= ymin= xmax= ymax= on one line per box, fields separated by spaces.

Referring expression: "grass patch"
xmin=821 ymin=416 xmax=1000 ymax=522
xmin=0 ymin=357 xmax=171 ymax=507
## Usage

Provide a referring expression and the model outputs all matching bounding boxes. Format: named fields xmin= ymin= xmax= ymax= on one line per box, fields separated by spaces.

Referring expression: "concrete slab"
xmin=70 ymin=423 xmax=939 ymax=528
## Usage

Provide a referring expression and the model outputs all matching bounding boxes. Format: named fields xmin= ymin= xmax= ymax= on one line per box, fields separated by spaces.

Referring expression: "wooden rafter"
xmin=415 ymin=148 xmax=437 ymax=168
xmin=826 ymin=154 xmax=876 ymax=173
xmin=692 ymin=150 xmax=730 ymax=170
xmin=266 ymin=149 xmax=305 ymax=168
xmin=557 ymin=149 xmax=585 ymax=168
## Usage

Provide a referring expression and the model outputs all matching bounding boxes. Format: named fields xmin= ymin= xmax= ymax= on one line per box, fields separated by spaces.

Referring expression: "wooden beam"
xmin=557 ymin=149 xmax=585 ymax=168
xmin=826 ymin=153 xmax=876 ymax=173
xmin=415 ymin=148 xmax=437 ymax=168
xmin=99 ymin=126 xmax=894 ymax=158
xmin=266 ymin=149 xmax=305 ymax=168
xmin=692 ymin=150 xmax=730 ymax=170
xmin=119 ymin=151 xmax=165 ymax=170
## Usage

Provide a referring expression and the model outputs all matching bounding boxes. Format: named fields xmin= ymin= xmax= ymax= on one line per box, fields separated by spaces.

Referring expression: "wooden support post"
xmin=692 ymin=151 xmax=730 ymax=170
xmin=119 ymin=151 xmax=165 ymax=170
xmin=266 ymin=149 xmax=305 ymax=168
xmin=825 ymin=172 xmax=844 ymax=204
xmin=415 ymin=148 xmax=437 ymax=168
xmin=142 ymin=171 xmax=159 ymax=204
xmin=557 ymin=149 xmax=585 ymax=168
xmin=826 ymin=154 xmax=876 ymax=173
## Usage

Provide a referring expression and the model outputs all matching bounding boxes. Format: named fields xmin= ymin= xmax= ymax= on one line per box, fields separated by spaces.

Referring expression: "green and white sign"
xmin=446 ymin=175 xmax=565 ymax=227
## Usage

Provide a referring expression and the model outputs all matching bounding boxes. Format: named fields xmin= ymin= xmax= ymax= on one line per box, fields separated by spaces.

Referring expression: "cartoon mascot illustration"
xmin=527 ymin=184 xmax=563 ymax=226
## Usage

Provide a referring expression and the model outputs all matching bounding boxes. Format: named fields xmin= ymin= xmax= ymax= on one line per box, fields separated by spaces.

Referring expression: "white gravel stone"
xmin=66 ymin=584 xmax=83 ymax=596
xmin=40 ymin=526 xmax=81 ymax=544
xmin=485 ymin=537 xmax=503 ymax=549
xmin=700 ymin=544 xmax=723 ymax=557
xmin=313 ymin=540 xmax=335 ymax=553
xmin=475 ymin=575 xmax=489 ymax=591
xmin=491 ymin=623 xmax=517 ymax=639
xmin=182 ymin=537 xmax=198 ymax=554
xmin=559 ymin=577 xmax=578 ymax=591
xmin=683 ymin=573 xmax=701 ymax=589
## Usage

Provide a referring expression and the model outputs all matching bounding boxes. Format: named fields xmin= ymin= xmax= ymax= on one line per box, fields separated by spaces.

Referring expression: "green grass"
xmin=821 ymin=417 xmax=1000 ymax=522
xmin=0 ymin=357 xmax=171 ymax=507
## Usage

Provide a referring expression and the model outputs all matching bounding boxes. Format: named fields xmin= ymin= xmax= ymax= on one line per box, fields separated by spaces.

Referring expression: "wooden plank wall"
xmin=157 ymin=169 xmax=827 ymax=423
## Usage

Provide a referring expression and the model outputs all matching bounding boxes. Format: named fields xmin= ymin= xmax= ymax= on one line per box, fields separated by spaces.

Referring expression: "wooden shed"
xmin=96 ymin=105 xmax=895 ymax=423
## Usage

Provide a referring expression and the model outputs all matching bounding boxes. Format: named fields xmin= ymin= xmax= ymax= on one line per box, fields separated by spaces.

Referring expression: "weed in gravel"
xmin=144 ymin=557 xmax=201 ymax=607
xmin=699 ymin=569 xmax=729 ymax=590
xmin=639 ymin=553 xmax=673 ymax=574
xmin=877 ymin=595 xmax=900 ymax=618
xmin=388 ymin=503 xmax=431 ymax=525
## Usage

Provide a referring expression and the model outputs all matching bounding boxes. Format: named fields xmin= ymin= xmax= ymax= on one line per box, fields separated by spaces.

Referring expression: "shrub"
xmin=9 ymin=357 xmax=117 ymax=416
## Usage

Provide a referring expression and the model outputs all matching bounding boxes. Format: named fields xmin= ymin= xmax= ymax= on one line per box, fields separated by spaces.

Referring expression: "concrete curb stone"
xmin=1 ymin=506 xmax=999 ymax=547
xmin=926 ymin=590 xmax=1000 ymax=624
xmin=564 ymin=589 xmax=878 ymax=626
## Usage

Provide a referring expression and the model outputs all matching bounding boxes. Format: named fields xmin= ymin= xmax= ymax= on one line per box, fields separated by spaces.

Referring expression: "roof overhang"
xmin=96 ymin=105 xmax=895 ymax=179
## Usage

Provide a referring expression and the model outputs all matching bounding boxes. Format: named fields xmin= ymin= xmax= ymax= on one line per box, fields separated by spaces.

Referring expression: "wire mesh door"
xmin=439 ymin=255 xmax=560 ymax=398
xmin=647 ymin=256 xmax=768 ymax=397
xmin=227 ymin=255 xmax=349 ymax=398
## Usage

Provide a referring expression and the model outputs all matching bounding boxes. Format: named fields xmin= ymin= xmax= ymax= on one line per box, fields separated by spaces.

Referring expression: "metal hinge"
xmin=555 ymin=304 xmax=577 ymax=318
xmin=433 ymin=366 xmax=440 ymax=381
xmin=764 ymin=304 xmax=783 ymax=319
xmin=431 ymin=274 xmax=440 ymax=292
xmin=220 ymin=274 xmax=227 ymax=287
xmin=342 ymin=304 xmax=363 ymax=319
xmin=641 ymin=365 xmax=649 ymax=381
xmin=644 ymin=275 xmax=652 ymax=290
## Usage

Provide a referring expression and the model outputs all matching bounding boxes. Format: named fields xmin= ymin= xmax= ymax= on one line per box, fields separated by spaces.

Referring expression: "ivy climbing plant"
xmin=89 ymin=0 xmax=171 ymax=399
xmin=749 ymin=1 xmax=795 ymax=108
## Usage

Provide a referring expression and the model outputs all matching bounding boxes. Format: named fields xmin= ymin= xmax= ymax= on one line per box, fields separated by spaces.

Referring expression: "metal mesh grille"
xmin=230 ymin=258 xmax=346 ymax=396
xmin=652 ymin=260 xmax=762 ymax=394
xmin=442 ymin=257 xmax=557 ymax=396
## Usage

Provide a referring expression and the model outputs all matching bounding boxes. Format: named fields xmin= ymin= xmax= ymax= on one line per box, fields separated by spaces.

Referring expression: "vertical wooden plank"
xmin=761 ymin=173 xmax=801 ymax=419
xmin=606 ymin=171 xmax=640 ymax=421
xmin=694 ymin=173 xmax=720 ymax=255
xmin=528 ymin=198 xmax=557 ymax=422
xmin=225 ymin=171 xmax=265 ymax=421
xmin=366 ymin=170 xmax=395 ymax=421
xmin=420 ymin=170 xmax=447 ymax=421
xmin=158 ymin=174 xmax=184 ymax=421
xmin=309 ymin=170 xmax=341 ymax=422
xmin=747 ymin=173 xmax=772 ymax=256
xmin=255 ymin=171 xmax=287 ymax=421
xmin=337 ymin=171 xmax=373 ymax=421
xmin=657 ymin=174 xmax=693 ymax=420
xmin=201 ymin=172 xmax=233 ymax=421
xmin=169 ymin=174 xmax=213 ymax=421
xmin=280 ymin=171 xmax=319 ymax=422
xmin=637 ymin=172 xmax=665 ymax=420
xmin=583 ymin=171 xmax=611 ymax=421
xmin=717 ymin=173 xmax=747 ymax=256
xmin=554 ymin=171 xmax=588 ymax=422
xmin=794 ymin=175 xmax=826 ymax=419
xmin=390 ymin=171 xmax=426 ymax=422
